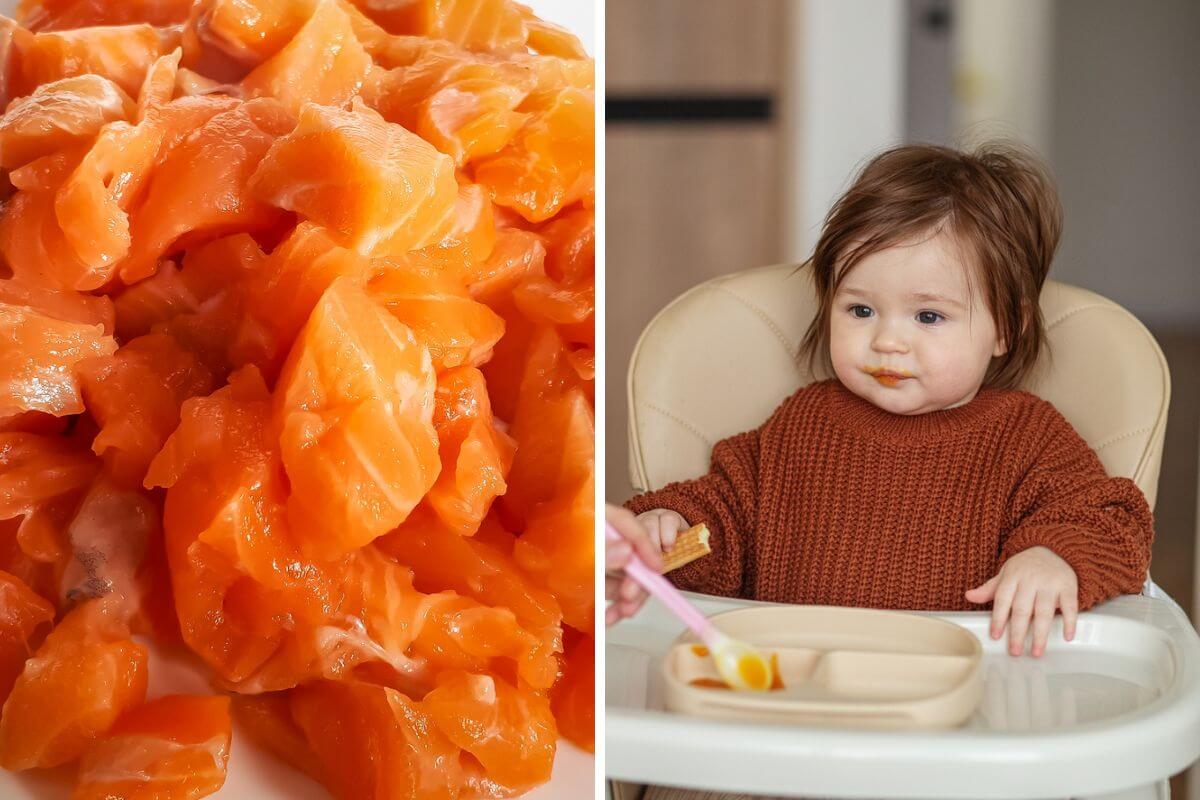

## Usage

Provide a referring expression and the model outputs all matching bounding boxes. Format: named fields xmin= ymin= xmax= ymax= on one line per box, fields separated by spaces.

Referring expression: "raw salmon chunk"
xmin=249 ymin=99 xmax=457 ymax=256
xmin=183 ymin=0 xmax=315 ymax=69
xmin=551 ymin=632 xmax=594 ymax=752
xmin=16 ymin=24 xmax=164 ymax=97
xmin=119 ymin=97 xmax=294 ymax=283
xmin=412 ymin=0 xmax=527 ymax=54
xmin=291 ymin=679 xmax=462 ymax=800
xmin=0 ymin=74 xmax=133 ymax=170
xmin=241 ymin=0 xmax=372 ymax=116
xmin=0 ymin=598 xmax=148 ymax=769
xmin=234 ymin=223 xmax=372 ymax=377
xmin=17 ymin=0 xmax=193 ymax=31
xmin=0 ymin=569 xmax=54 ymax=705
xmin=367 ymin=264 xmax=506 ymax=373
xmin=73 ymin=694 xmax=232 ymax=800
xmin=0 ymin=302 xmax=117 ymax=419
xmin=423 ymin=669 xmax=556 ymax=791
xmin=275 ymin=278 xmax=439 ymax=559
xmin=474 ymin=87 xmax=594 ymax=222
xmin=423 ymin=366 xmax=514 ymax=533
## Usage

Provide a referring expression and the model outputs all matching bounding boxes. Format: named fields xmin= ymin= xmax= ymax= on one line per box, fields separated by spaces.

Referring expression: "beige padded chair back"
xmin=627 ymin=264 xmax=1171 ymax=511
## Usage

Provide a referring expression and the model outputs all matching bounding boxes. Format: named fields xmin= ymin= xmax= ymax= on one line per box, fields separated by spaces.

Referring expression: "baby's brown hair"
xmin=798 ymin=143 xmax=1063 ymax=389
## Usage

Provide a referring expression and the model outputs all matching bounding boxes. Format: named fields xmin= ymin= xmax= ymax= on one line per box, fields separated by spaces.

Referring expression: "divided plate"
xmin=664 ymin=606 xmax=983 ymax=729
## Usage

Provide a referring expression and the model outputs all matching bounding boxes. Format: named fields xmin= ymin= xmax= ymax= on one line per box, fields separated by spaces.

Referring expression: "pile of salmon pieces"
xmin=0 ymin=0 xmax=594 ymax=796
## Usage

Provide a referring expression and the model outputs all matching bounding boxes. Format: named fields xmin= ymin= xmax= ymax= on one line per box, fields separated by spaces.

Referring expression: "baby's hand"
xmin=964 ymin=546 xmax=1078 ymax=658
xmin=605 ymin=505 xmax=664 ymax=626
xmin=635 ymin=508 xmax=689 ymax=555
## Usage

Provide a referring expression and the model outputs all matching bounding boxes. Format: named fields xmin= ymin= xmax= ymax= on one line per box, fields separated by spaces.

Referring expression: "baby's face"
xmin=828 ymin=229 xmax=1006 ymax=415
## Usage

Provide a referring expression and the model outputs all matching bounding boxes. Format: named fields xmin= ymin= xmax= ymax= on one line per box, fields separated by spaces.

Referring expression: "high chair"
xmin=607 ymin=264 xmax=1200 ymax=800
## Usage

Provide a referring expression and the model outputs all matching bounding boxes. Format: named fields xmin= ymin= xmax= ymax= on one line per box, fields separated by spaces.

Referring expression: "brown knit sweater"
xmin=626 ymin=379 xmax=1154 ymax=611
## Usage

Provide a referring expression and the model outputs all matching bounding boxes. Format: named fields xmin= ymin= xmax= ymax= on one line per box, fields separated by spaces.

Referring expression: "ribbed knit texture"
xmin=626 ymin=379 xmax=1154 ymax=611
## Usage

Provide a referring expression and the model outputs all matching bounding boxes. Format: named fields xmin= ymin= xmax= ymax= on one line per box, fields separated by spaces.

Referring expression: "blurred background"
xmin=607 ymin=1 xmax=1199 ymax=791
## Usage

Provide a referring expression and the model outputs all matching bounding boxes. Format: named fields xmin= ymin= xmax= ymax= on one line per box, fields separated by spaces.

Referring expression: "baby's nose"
xmin=871 ymin=328 xmax=909 ymax=354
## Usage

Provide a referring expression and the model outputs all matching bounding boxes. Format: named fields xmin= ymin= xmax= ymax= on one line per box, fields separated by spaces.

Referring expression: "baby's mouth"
xmin=863 ymin=367 xmax=913 ymax=388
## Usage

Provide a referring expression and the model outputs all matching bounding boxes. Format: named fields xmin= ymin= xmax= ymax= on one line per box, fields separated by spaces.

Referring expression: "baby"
xmin=625 ymin=143 xmax=1153 ymax=659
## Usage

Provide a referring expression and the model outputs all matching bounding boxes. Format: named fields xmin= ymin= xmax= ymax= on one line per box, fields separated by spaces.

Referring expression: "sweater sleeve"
xmin=624 ymin=426 xmax=761 ymax=598
xmin=1000 ymin=409 xmax=1154 ymax=610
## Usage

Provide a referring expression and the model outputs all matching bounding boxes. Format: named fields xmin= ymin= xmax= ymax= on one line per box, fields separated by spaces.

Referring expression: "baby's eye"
xmin=849 ymin=305 xmax=873 ymax=319
xmin=916 ymin=310 xmax=944 ymax=325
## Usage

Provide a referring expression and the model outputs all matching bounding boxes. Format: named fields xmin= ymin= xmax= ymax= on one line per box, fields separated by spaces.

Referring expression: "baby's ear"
xmin=992 ymin=336 xmax=1008 ymax=358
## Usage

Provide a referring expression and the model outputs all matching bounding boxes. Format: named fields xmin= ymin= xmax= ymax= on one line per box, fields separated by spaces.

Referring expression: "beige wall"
xmin=1048 ymin=0 xmax=1200 ymax=330
xmin=605 ymin=0 xmax=787 ymax=503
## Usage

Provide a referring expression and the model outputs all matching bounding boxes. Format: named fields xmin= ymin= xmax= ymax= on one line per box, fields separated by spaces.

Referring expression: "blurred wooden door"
xmin=606 ymin=0 xmax=787 ymax=502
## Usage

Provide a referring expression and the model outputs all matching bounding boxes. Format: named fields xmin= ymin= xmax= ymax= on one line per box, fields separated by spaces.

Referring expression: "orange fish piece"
xmin=379 ymin=511 xmax=561 ymax=634
xmin=230 ymin=693 xmax=323 ymax=783
xmin=0 ymin=569 xmax=54 ymax=706
xmin=414 ymin=0 xmax=527 ymax=54
xmin=367 ymin=262 xmax=505 ymax=373
xmin=274 ymin=279 xmax=439 ymax=559
xmin=16 ymin=24 xmax=165 ymax=98
xmin=74 ymin=694 xmax=232 ymax=800
xmin=552 ymin=632 xmax=595 ymax=752
xmin=136 ymin=46 xmax=181 ymax=118
xmin=249 ymin=99 xmax=457 ymax=257
xmin=423 ymin=669 xmax=556 ymax=791
xmin=0 ymin=598 xmax=148 ymax=769
xmin=113 ymin=233 xmax=264 ymax=340
xmin=0 ymin=74 xmax=134 ymax=171
xmin=0 ymin=276 xmax=113 ymax=330
xmin=0 ymin=302 xmax=117 ymax=418
xmin=474 ymin=86 xmax=594 ymax=222
xmin=424 ymin=367 xmax=514 ymax=533
xmin=415 ymin=62 xmax=534 ymax=166
xmin=184 ymin=0 xmax=315 ymax=69
xmin=234 ymin=223 xmax=374 ymax=379
xmin=242 ymin=0 xmax=372 ymax=117
xmin=290 ymin=679 xmax=463 ymax=800
xmin=515 ymin=465 xmax=594 ymax=633
xmin=17 ymin=0 xmax=193 ymax=31
xmin=78 ymin=332 xmax=215 ymax=488
xmin=119 ymin=97 xmax=293 ymax=284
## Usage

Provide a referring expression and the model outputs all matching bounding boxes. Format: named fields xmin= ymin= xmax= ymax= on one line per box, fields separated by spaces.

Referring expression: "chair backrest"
xmin=627 ymin=264 xmax=1171 ymax=511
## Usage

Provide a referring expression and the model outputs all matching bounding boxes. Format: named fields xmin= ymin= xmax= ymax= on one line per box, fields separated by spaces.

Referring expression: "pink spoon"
xmin=607 ymin=522 xmax=772 ymax=691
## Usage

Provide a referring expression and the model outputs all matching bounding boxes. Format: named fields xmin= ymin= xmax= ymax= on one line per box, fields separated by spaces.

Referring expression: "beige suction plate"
xmin=664 ymin=605 xmax=984 ymax=729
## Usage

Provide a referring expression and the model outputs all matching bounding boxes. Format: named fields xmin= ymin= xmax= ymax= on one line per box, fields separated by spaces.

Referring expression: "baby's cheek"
xmin=918 ymin=346 xmax=977 ymax=399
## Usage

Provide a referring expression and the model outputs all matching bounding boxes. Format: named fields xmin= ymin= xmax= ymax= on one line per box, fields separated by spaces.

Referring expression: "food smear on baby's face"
xmin=0 ymin=0 xmax=595 ymax=796
xmin=862 ymin=366 xmax=913 ymax=388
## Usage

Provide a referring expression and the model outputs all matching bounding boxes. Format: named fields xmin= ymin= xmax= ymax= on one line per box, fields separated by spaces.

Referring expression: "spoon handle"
xmin=606 ymin=523 xmax=718 ymax=646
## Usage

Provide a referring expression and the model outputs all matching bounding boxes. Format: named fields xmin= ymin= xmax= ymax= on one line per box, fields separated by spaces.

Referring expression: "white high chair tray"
xmin=607 ymin=590 xmax=1200 ymax=799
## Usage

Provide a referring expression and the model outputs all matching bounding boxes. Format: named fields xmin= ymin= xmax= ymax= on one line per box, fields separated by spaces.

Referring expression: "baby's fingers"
xmin=1061 ymin=590 xmax=1078 ymax=642
xmin=1008 ymin=584 xmax=1037 ymax=656
xmin=965 ymin=574 xmax=999 ymax=604
xmin=990 ymin=576 xmax=1017 ymax=640
xmin=1030 ymin=592 xmax=1056 ymax=658
xmin=659 ymin=513 xmax=683 ymax=551
xmin=641 ymin=515 xmax=663 ymax=550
